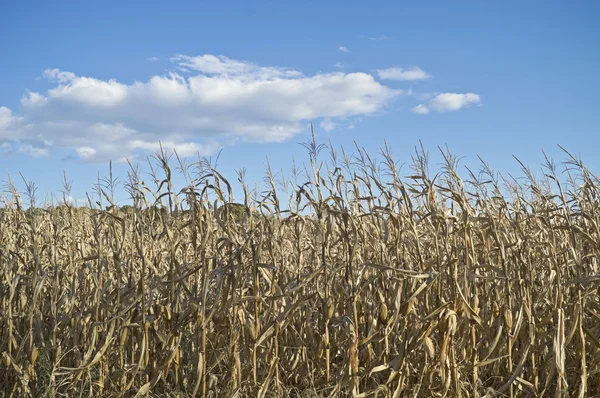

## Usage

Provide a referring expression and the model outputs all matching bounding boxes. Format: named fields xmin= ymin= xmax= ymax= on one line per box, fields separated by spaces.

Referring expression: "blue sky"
xmin=1 ymin=1 xmax=599 ymax=205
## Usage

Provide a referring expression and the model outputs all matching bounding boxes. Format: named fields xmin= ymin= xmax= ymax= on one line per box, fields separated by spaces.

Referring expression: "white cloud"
xmin=21 ymin=91 xmax=48 ymax=107
xmin=339 ymin=46 xmax=350 ymax=53
xmin=43 ymin=69 xmax=76 ymax=83
xmin=411 ymin=104 xmax=430 ymax=114
xmin=76 ymin=146 xmax=97 ymax=160
xmin=171 ymin=54 xmax=302 ymax=80
xmin=334 ymin=62 xmax=344 ymax=69
xmin=412 ymin=93 xmax=481 ymax=114
xmin=0 ymin=107 xmax=15 ymax=131
xmin=18 ymin=144 xmax=49 ymax=157
xmin=0 ymin=54 xmax=400 ymax=161
xmin=45 ymin=71 xmax=128 ymax=108
xmin=377 ymin=67 xmax=430 ymax=81
xmin=148 ymin=57 xmax=160 ymax=61
xmin=0 ymin=107 xmax=23 ymax=139
xmin=319 ymin=118 xmax=336 ymax=132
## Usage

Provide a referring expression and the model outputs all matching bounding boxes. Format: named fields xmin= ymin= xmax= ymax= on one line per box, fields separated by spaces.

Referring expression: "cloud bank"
xmin=0 ymin=54 xmax=479 ymax=161
xmin=0 ymin=55 xmax=400 ymax=161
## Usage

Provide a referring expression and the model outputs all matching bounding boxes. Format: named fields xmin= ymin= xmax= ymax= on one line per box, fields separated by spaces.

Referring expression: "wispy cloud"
xmin=377 ymin=67 xmax=430 ymax=81
xmin=147 ymin=57 xmax=160 ymax=62
xmin=334 ymin=62 xmax=344 ymax=69
xmin=18 ymin=144 xmax=49 ymax=157
xmin=412 ymin=93 xmax=481 ymax=114
xmin=0 ymin=142 xmax=11 ymax=155
xmin=319 ymin=118 xmax=336 ymax=132
xmin=411 ymin=104 xmax=430 ymax=115
xmin=368 ymin=34 xmax=390 ymax=41
xmin=0 ymin=55 xmax=400 ymax=162
xmin=338 ymin=46 xmax=350 ymax=53
xmin=411 ymin=91 xmax=439 ymax=101
xmin=172 ymin=54 xmax=303 ymax=79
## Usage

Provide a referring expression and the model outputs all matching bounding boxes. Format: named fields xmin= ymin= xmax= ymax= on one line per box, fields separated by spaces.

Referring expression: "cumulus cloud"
xmin=412 ymin=93 xmax=481 ymax=114
xmin=0 ymin=54 xmax=400 ymax=162
xmin=339 ymin=46 xmax=350 ymax=53
xmin=0 ymin=107 xmax=14 ymax=131
xmin=377 ymin=67 xmax=430 ymax=81
xmin=0 ymin=107 xmax=23 ymax=140
xmin=21 ymin=91 xmax=48 ymax=107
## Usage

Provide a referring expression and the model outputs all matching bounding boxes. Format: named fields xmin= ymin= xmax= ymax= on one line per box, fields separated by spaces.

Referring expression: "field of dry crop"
xmin=1 ymin=141 xmax=599 ymax=397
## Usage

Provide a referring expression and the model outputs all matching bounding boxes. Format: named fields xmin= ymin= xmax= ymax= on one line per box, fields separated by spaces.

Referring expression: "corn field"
xmin=1 ymin=140 xmax=599 ymax=397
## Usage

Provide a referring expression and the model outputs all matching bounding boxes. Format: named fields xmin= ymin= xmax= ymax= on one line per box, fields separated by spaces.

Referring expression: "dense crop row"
xmin=1 ymin=141 xmax=599 ymax=397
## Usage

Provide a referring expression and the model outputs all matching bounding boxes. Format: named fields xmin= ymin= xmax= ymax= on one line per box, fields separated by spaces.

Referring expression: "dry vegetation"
xmin=1 ymin=138 xmax=600 ymax=397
